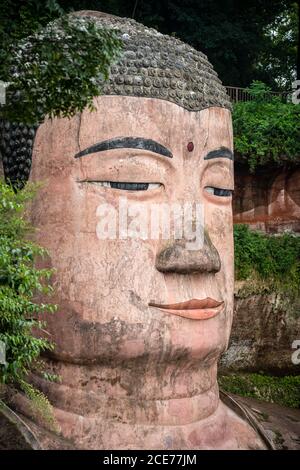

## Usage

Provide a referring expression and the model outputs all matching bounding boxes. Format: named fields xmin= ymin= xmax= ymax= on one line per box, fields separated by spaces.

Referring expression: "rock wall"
xmin=221 ymin=285 xmax=300 ymax=373
xmin=233 ymin=163 xmax=300 ymax=233
xmin=227 ymin=163 xmax=300 ymax=373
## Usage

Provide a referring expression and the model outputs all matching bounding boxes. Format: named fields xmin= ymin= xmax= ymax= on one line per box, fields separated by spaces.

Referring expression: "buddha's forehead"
xmin=30 ymin=96 xmax=232 ymax=180
xmin=79 ymin=96 xmax=232 ymax=152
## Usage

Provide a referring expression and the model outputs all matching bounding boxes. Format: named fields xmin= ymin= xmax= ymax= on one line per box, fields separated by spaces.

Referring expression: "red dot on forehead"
xmin=187 ymin=141 xmax=194 ymax=152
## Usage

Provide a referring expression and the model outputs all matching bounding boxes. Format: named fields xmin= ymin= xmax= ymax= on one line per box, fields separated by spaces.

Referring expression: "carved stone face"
xmin=30 ymin=95 xmax=234 ymax=377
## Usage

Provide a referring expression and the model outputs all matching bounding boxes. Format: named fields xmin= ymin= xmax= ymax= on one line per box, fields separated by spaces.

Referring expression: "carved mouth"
xmin=148 ymin=297 xmax=224 ymax=320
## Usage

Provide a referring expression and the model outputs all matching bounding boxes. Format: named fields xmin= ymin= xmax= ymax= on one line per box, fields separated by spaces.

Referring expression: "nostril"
xmin=157 ymin=244 xmax=180 ymax=263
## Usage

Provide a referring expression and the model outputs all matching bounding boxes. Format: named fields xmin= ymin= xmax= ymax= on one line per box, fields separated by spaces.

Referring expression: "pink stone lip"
xmin=148 ymin=297 xmax=224 ymax=320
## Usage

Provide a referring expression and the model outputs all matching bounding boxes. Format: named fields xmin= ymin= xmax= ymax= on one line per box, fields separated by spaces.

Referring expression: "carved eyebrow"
xmin=75 ymin=137 xmax=173 ymax=159
xmin=204 ymin=147 xmax=234 ymax=161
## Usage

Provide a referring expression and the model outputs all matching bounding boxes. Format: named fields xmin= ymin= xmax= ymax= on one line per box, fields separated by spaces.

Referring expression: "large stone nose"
xmin=155 ymin=231 xmax=221 ymax=274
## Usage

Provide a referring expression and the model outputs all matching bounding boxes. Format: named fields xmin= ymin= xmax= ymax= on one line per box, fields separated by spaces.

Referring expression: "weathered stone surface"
xmin=226 ymin=394 xmax=300 ymax=450
xmin=8 ymin=94 xmax=265 ymax=449
xmin=233 ymin=163 xmax=300 ymax=233
xmin=14 ymin=97 xmax=251 ymax=449
xmin=221 ymin=286 xmax=300 ymax=373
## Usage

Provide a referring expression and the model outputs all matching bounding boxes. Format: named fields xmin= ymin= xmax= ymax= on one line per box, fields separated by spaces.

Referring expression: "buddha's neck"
xmin=36 ymin=358 xmax=219 ymax=422
xmin=12 ymin=357 xmax=267 ymax=450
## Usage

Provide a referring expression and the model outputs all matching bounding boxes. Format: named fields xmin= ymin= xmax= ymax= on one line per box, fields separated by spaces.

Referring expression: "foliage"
xmin=20 ymin=379 xmax=59 ymax=431
xmin=0 ymin=179 xmax=56 ymax=386
xmin=256 ymin=2 xmax=298 ymax=89
xmin=0 ymin=2 xmax=123 ymax=125
xmin=0 ymin=0 xmax=64 ymax=80
xmin=0 ymin=1 xmax=297 ymax=90
xmin=219 ymin=373 xmax=300 ymax=408
xmin=234 ymin=224 xmax=300 ymax=294
xmin=233 ymin=82 xmax=300 ymax=171
xmin=105 ymin=0 xmax=296 ymax=89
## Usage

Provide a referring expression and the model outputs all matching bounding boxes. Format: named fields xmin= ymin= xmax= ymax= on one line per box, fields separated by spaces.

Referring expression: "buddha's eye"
xmin=205 ymin=186 xmax=233 ymax=197
xmin=87 ymin=181 xmax=162 ymax=191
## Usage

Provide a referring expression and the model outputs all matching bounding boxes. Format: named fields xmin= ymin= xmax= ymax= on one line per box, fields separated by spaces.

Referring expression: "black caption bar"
xmin=0 ymin=450 xmax=294 ymax=468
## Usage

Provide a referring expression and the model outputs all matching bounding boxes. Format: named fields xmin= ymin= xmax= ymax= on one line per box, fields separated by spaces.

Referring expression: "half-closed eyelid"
xmin=205 ymin=186 xmax=233 ymax=197
xmin=79 ymin=181 xmax=162 ymax=191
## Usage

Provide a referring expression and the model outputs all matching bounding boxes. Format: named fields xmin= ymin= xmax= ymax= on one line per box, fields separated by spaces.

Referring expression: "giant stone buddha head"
xmin=0 ymin=11 xmax=266 ymax=450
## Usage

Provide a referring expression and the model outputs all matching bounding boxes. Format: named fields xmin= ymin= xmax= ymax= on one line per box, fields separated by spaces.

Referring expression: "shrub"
xmin=233 ymin=81 xmax=300 ymax=172
xmin=234 ymin=224 xmax=300 ymax=294
xmin=0 ymin=179 xmax=57 ymax=427
xmin=219 ymin=373 xmax=300 ymax=408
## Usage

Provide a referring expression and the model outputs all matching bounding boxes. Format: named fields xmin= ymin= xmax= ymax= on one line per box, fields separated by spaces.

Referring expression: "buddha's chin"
xmin=41 ymin=299 xmax=230 ymax=365
xmin=47 ymin=332 xmax=228 ymax=367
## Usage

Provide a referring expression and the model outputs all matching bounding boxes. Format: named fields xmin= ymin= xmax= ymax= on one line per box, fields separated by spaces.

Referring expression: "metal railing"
xmin=225 ymin=86 xmax=291 ymax=103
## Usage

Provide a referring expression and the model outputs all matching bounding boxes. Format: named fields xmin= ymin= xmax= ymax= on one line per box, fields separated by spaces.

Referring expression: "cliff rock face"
xmin=233 ymin=164 xmax=300 ymax=233
xmin=227 ymin=163 xmax=300 ymax=372
xmin=221 ymin=285 xmax=300 ymax=373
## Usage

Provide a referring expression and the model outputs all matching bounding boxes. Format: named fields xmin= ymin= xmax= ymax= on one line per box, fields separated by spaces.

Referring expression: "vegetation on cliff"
xmin=233 ymin=82 xmax=300 ymax=172
xmin=234 ymin=224 xmax=300 ymax=295
xmin=219 ymin=373 xmax=300 ymax=408
xmin=0 ymin=180 xmax=57 ymax=428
